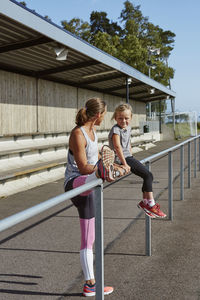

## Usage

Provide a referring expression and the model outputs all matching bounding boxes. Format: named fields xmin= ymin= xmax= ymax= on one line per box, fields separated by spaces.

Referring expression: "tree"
xmin=90 ymin=11 xmax=122 ymax=37
xmin=60 ymin=1 xmax=176 ymax=86
xmin=61 ymin=18 xmax=91 ymax=42
xmin=19 ymin=1 xmax=26 ymax=6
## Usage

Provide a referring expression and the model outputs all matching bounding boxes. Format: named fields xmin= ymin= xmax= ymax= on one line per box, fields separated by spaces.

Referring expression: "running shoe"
xmin=83 ymin=283 xmax=114 ymax=297
xmin=97 ymin=158 xmax=115 ymax=181
xmin=137 ymin=201 xmax=155 ymax=218
xmin=97 ymin=145 xmax=115 ymax=181
xmin=138 ymin=201 xmax=166 ymax=218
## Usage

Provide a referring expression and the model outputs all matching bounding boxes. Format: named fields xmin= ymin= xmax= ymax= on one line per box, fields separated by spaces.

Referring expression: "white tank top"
xmin=64 ymin=126 xmax=98 ymax=187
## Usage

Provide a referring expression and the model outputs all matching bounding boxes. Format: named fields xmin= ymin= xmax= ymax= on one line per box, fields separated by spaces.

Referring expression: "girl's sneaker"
xmin=138 ymin=201 xmax=166 ymax=218
xmin=83 ymin=283 xmax=114 ymax=297
xmin=137 ymin=201 xmax=155 ymax=218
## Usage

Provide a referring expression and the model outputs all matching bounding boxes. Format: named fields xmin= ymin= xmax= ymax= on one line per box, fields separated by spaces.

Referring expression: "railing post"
xmin=199 ymin=137 xmax=200 ymax=172
xmin=95 ymin=184 xmax=104 ymax=300
xmin=194 ymin=138 xmax=197 ymax=178
xmin=188 ymin=142 xmax=191 ymax=188
xmin=168 ymin=151 xmax=173 ymax=220
xmin=145 ymin=161 xmax=151 ymax=256
xmin=180 ymin=145 xmax=184 ymax=200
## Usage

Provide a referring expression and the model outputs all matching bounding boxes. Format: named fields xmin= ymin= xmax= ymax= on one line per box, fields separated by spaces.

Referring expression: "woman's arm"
xmin=112 ymin=134 xmax=130 ymax=172
xmin=69 ymin=128 xmax=97 ymax=174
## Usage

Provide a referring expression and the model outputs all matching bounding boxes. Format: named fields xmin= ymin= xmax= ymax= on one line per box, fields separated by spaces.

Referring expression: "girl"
xmin=64 ymin=98 xmax=125 ymax=297
xmin=108 ymin=103 xmax=166 ymax=219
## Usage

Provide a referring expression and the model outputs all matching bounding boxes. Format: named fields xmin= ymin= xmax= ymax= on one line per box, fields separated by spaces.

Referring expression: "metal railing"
xmin=0 ymin=135 xmax=199 ymax=299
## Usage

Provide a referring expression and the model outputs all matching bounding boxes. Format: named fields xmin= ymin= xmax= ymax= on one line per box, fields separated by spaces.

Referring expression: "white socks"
xmin=80 ymin=248 xmax=94 ymax=280
xmin=143 ymin=198 xmax=155 ymax=207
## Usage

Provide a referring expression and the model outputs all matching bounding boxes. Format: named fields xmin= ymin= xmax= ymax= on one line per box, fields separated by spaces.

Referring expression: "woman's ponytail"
xmin=75 ymin=98 xmax=106 ymax=126
xmin=75 ymin=108 xmax=88 ymax=126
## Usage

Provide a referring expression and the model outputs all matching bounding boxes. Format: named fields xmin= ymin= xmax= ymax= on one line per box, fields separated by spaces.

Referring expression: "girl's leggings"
xmin=65 ymin=173 xmax=96 ymax=281
xmin=126 ymin=156 xmax=153 ymax=193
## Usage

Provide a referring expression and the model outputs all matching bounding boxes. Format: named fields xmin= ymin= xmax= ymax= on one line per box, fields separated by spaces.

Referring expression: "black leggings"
xmin=126 ymin=156 xmax=153 ymax=193
xmin=65 ymin=177 xmax=95 ymax=219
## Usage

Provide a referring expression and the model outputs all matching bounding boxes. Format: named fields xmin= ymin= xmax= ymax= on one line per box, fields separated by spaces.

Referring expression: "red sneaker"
xmin=138 ymin=201 xmax=166 ymax=218
xmin=137 ymin=201 xmax=155 ymax=218
xmin=83 ymin=283 xmax=114 ymax=297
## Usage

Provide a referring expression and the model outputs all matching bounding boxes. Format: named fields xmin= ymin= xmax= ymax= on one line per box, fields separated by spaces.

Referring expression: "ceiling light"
xmin=82 ymin=70 xmax=118 ymax=79
xmin=54 ymin=47 xmax=68 ymax=61
xmin=149 ymin=88 xmax=155 ymax=94
xmin=126 ymin=78 xmax=132 ymax=85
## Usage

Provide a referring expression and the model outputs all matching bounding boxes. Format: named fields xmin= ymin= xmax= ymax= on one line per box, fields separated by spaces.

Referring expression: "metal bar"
xmin=159 ymin=100 xmax=162 ymax=134
xmin=180 ymin=145 xmax=184 ymax=200
xmin=188 ymin=142 xmax=191 ymax=188
xmin=145 ymin=161 xmax=151 ymax=256
xmin=0 ymin=178 xmax=102 ymax=233
xmin=199 ymin=137 xmax=200 ymax=171
xmin=194 ymin=139 xmax=197 ymax=178
xmin=145 ymin=215 xmax=151 ymax=256
xmin=126 ymin=77 xmax=129 ymax=104
xmin=95 ymin=184 xmax=104 ymax=300
xmin=168 ymin=151 xmax=173 ymax=220
xmin=141 ymin=135 xmax=200 ymax=166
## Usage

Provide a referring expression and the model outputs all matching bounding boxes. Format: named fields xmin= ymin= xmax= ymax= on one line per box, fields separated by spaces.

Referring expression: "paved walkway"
xmin=0 ymin=137 xmax=200 ymax=300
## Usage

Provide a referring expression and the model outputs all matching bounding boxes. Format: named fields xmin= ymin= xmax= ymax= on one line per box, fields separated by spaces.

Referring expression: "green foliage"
xmin=61 ymin=18 xmax=91 ymax=42
xmin=60 ymin=0 xmax=176 ymax=86
xmin=19 ymin=1 xmax=26 ymax=6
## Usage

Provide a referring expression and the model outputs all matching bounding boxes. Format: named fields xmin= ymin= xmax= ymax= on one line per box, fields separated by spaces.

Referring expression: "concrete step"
xmin=0 ymin=128 xmax=159 ymax=197
xmin=0 ymin=160 xmax=66 ymax=198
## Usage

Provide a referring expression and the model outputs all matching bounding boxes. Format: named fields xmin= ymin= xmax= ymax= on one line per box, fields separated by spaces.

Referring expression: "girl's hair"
xmin=111 ymin=103 xmax=133 ymax=120
xmin=76 ymin=97 xmax=106 ymax=126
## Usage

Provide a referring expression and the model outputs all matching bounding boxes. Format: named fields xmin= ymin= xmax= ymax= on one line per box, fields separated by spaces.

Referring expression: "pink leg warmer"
xmin=80 ymin=218 xmax=95 ymax=250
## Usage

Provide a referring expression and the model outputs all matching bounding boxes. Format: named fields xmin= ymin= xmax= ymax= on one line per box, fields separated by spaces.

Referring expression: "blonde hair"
xmin=111 ymin=103 xmax=133 ymax=120
xmin=76 ymin=97 xmax=106 ymax=126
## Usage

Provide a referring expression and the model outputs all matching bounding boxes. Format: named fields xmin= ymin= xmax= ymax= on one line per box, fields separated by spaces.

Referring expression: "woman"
xmin=64 ymin=97 xmax=125 ymax=297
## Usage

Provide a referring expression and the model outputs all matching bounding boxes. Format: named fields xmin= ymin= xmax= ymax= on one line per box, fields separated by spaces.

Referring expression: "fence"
xmin=0 ymin=135 xmax=200 ymax=299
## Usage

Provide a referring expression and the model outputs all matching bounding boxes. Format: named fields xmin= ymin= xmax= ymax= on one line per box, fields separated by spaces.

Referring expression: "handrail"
xmin=0 ymin=134 xmax=199 ymax=300
xmin=0 ymin=178 xmax=102 ymax=232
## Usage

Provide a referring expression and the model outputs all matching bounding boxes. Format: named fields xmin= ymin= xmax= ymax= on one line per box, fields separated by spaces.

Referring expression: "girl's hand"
xmin=121 ymin=164 xmax=131 ymax=173
xmin=113 ymin=163 xmax=129 ymax=177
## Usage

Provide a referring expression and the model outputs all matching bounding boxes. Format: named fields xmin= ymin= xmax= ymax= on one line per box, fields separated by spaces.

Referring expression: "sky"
xmin=21 ymin=0 xmax=200 ymax=118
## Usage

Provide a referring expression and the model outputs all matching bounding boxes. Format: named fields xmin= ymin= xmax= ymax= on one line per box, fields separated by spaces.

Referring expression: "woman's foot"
xmin=83 ymin=283 xmax=114 ymax=297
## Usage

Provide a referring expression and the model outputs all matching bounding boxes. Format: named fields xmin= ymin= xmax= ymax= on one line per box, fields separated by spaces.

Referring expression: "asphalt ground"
xmin=0 ymin=137 xmax=200 ymax=300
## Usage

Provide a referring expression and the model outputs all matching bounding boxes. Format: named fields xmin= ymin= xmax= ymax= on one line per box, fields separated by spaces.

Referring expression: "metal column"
xmin=145 ymin=161 xmax=151 ymax=256
xmin=188 ymin=142 xmax=191 ymax=188
xmin=126 ymin=77 xmax=129 ymax=104
xmin=95 ymin=184 xmax=104 ymax=300
xmin=180 ymin=145 xmax=184 ymax=200
xmin=194 ymin=138 xmax=197 ymax=178
xmin=199 ymin=137 xmax=200 ymax=171
xmin=168 ymin=151 xmax=173 ymax=220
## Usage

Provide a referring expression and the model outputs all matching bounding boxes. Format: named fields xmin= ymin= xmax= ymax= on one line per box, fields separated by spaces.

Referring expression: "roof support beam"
xmin=0 ymin=36 xmax=51 ymax=53
xmin=79 ymin=73 xmax=124 ymax=86
xmin=36 ymin=60 xmax=101 ymax=77
xmin=0 ymin=62 xmax=37 ymax=76
xmin=103 ymin=81 xmax=145 ymax=93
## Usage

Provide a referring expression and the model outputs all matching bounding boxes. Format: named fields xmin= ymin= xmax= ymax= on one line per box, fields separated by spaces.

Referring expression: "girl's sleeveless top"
xmin=64 ymin=126 xmax=98 ymax=187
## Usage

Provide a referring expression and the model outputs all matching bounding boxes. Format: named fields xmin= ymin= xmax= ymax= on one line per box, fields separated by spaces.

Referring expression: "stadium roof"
xmin=0 ymin=0 xmax=176 ymax=103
